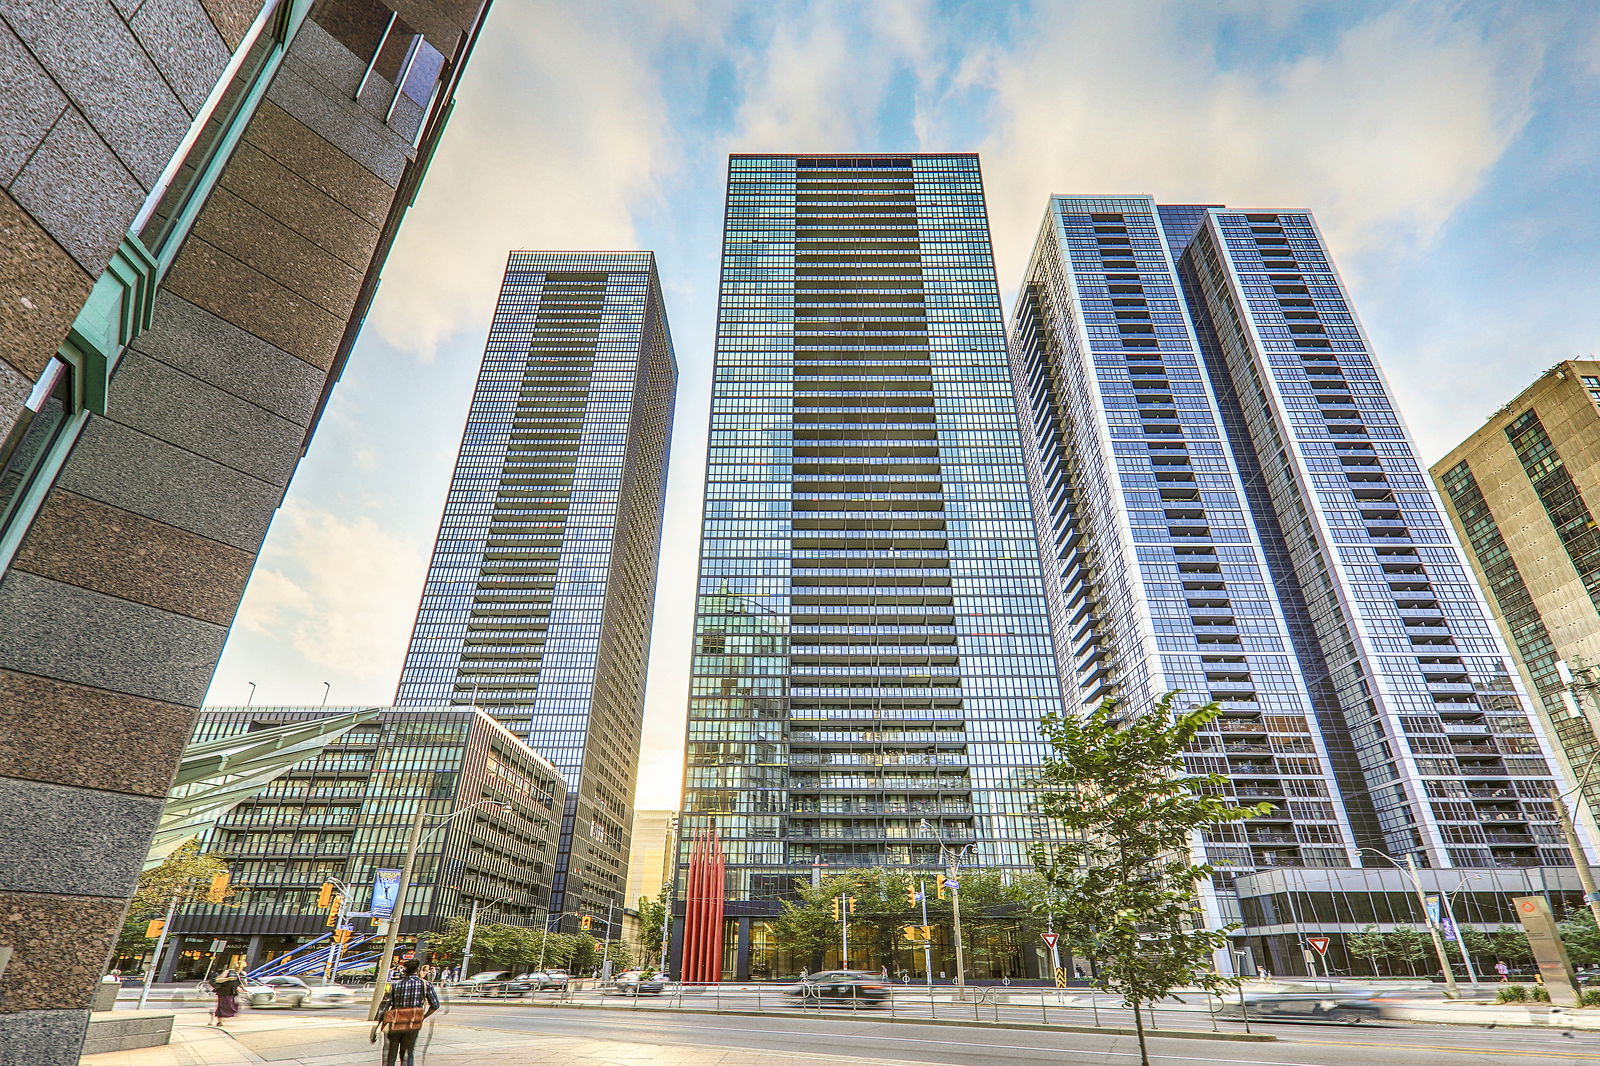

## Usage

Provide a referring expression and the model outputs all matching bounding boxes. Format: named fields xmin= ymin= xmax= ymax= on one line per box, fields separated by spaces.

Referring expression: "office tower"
xmin=1012 ymin=196 xmax=1573 ymax=973
xmin=679 ymin=154 xmax=1069 ymax=979
xmin=158 ymin=706 xmax=566 ymax=980
xmin=1434 ymin=361 xmax=1600 ymax=827
xmin=0 ymin=3 xmax=492 ymax=1059
xmin=397 ymin=252 xmax=676 ymax=931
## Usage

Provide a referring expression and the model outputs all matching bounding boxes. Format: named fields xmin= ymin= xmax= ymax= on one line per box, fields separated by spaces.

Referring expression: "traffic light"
xmin=333 ymin=928 xmax=352 ymax=944
xmin=325 ymin=894 xmax=343 ymax=927
xmin=145 ymin=919 xmax=165 ymax=938
xmin=905 ymin=882 xmax=920 ymax=906
xmin=831 ymin=897 xmax=842 ymax=921
xmin=846 ymin=896 xmax=856 ymax=915
xmin=206 ymin=872 xmax=231 ymax=903
xmin=935 ymin=880 xmax=946 ymax=900
xmin=317 ymin=881 xmax=336 ymax=908
xmin=580 ymin=915 xmax=592 ymax=931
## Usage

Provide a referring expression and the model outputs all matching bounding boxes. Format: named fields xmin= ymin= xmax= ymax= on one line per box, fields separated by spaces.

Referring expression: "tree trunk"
xmin=1131 ymin=996 xmax=1150 ymax=1066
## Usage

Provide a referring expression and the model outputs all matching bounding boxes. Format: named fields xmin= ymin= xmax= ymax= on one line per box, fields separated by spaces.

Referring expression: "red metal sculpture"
xmin=680 ymin=825 xmax=725 ymax=982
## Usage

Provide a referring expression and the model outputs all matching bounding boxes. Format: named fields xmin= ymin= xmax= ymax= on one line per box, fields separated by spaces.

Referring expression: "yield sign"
xmin=1306 ymin=936 xmax=1331 ymax=956
xmin=1041 ymin=933 xmax=1059 ymax=950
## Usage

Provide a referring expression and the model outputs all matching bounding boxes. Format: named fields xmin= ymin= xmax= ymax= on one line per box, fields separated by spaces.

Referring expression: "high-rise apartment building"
xmin=679 ymin=154 xmax=1068 ymax=979
xmin=1011 ymin=196 xmax=1573 ymax=971
xmin=0 ymin=3 xmax=492 ymax=1059
xmin=397 ymin=252 xmax=676 ymax=930
xmin=1434 ymin=361 xmax=1600 ymax=827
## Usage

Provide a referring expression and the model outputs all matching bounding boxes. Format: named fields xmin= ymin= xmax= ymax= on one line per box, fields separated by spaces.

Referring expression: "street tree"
xmin=1030 ymin=693 xmax=1268 ymax=1066
xmin=115 ymin=842 xmax=237 ymax=970
xmin=636 ymin=893 xmax=667 ymax=967
xmin=1346 ymin=925 xmax=1390 ymax=976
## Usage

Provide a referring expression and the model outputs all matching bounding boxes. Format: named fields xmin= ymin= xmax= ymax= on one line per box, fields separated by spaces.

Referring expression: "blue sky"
xmin=208 ymin=0 xmax=1600 ymax=809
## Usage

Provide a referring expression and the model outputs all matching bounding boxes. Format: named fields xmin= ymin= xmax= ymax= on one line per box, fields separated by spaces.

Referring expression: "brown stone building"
xmin=1433 ymin=360 xmax=1600 ymax=836
xmin=0 ymin=1 xmax=493 ymax=1060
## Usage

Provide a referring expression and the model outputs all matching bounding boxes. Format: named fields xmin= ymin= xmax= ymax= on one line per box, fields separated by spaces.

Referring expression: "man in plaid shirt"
xmin=377 ymin=958 xmax=440 ymax=1066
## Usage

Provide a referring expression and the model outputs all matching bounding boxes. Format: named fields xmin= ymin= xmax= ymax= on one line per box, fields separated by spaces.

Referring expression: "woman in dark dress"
xmin=209 ymin=969 xmax=242 ymax=1027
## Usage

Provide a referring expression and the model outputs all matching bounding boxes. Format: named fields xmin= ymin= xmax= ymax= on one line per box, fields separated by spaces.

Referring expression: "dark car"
xmin=785 ymin=971 xmax=891 ymax=1006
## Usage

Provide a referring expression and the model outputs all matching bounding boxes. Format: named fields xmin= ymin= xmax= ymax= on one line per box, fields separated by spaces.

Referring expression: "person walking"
xmin=208 ymin=969 xmax=242 ymax=1028
xmin=376 ymin=958 xmax=440 ymax=1066
xmin=1495 ymin=960 xmax=1510 ymax=983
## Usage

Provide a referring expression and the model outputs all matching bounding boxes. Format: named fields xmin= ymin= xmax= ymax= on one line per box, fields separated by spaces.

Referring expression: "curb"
xmin=447 ymin=998 xmax=1278 ymax=1042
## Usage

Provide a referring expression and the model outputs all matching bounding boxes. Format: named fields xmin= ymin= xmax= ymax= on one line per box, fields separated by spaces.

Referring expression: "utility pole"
xmin=137 ymin=896 xmax=179 ymax=1009
xmin=367 ymin=804 xmax=426 ymax=1020
xmin=1551 ymin=784 xmax=1600 ymax=930
xmin=658 ymin=880 xmax=672 ymax=974
xmin=1405 ymin=854 xmax=1459 ymax=999
xmin=1044 ymin=892 xmax=1063 ymax=988
xmin=601 ymin=900 xmax=615 ymax=980
xmin=918 ymin=879 xmax=933 ymax=991
xmin=1441 ymin=885 xmax=1481 ymax=987
xmin=947 ymin=865 xmax=967 ymax=1001
xmin=461 ymin=898 xmax=483 ymax=979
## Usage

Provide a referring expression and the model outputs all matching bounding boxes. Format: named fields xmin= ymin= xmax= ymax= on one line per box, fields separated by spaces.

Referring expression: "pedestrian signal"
xmin=317 ymin=882 xmax=335 ymax=908
xmin=325 ymin=895 xmax=343 ymax=927
xmin=206 ymin=872 xmax=231 ymax=903
xmin=145 ymin=919 xmax=165 ymax=938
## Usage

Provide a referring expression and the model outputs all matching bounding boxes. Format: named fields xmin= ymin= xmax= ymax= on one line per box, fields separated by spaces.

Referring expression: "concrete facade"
xmin=1433 ymin=361 xmax=1600 ymax=828
xmin=0 ymin=2 xmax=491 ymax=1061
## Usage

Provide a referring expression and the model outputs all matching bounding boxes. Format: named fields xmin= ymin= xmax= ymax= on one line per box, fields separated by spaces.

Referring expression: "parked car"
xmin=785 ymin=971 xmax=891 ymax=1006
xmin=611 ymin=970 xmax=665 ymax=995
xmin=248 ymin=975 xmax=356 ymax=1009
xmin=518 ymin=970 xmax=570 ymax=991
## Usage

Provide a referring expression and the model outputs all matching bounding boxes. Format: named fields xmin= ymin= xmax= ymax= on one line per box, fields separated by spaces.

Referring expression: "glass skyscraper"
xmin=397 ymin=252 xmax=676 ymax=929
xmin=680 ymin=154 xmax=1068 ymax=978
xmin=1012 ymin=196 xmax=1573 ymax=969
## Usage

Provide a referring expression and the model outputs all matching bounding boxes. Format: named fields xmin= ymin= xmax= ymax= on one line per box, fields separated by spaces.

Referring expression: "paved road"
xmin=127 ymin=987 xmax=1600 ymax=1063
xmin=427 ymin=1005 xmax=1600 ymax=1065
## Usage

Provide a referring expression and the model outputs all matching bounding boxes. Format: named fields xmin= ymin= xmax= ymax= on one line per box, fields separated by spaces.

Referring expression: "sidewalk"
xmin=79 ymin=1011 xmax=926 ymax=1066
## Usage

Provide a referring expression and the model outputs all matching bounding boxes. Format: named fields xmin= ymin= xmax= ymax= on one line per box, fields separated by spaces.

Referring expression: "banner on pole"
xmin=370 ymin=869 xmax=402 ymax=919
xmin=1424 ymin=894 xmax=1459 ymax=941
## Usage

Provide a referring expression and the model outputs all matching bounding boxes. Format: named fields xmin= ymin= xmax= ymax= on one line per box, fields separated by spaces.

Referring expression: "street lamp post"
xmin=1554 ymin=662 xmax=1600 ymax=929
xmin=460 ymin=894 xmax=513 ymax=979
xmin=365 ymin=799 xmax=508 ymax=1020
xmin=1359 ymin=848 xmax=1458 ymax=998
xmin=1442 ymin=874 xmax=1482 ymax=988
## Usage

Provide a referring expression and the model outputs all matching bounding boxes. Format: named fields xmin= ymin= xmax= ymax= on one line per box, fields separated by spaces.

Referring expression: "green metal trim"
xmin=64 ymin=235 xmax=158 ymax=414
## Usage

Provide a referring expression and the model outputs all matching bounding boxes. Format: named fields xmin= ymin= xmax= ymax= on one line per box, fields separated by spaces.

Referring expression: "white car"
xmin=246 ymin=975 xmax=356 ymax=1009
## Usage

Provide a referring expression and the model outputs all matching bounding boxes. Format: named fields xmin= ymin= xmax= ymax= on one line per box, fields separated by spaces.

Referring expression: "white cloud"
xmin=976 ymin=2 xmax=1544 ymax=293
xmin=370 ymin=0 xmax=702 ymax=357
xmin=220 ymin=500 xmax=430 ymax=702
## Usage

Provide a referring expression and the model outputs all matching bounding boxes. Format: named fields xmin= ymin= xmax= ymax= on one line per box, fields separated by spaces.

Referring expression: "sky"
xmin=208 ymin=0 xmax=1600 ymax=811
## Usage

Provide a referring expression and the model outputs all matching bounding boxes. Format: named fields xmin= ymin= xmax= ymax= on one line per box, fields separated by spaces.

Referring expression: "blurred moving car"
xmin=518 ymin=970 xmax=570 ymax=991
xmin=612 ymin=970 xmax=665 ymax=995
xmin=248 ymin=975 xmax=356 ymax=1009
xmin=1212 ymin=984 xmax=1427 ymax=1024
xmin=451 ymin=970 xmax=516 ymax=996
xmin=785 ymin=971 xmax=891 ymax=1006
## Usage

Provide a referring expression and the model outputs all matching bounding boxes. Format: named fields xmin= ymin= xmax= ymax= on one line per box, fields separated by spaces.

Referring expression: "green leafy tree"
xmin=1031 ymin=694 xmax=1267 ymax=1066
xmin=602 ymin=939 xmax=633 ymax=971
xmin=1346 ymin=925 xmax=1390 ymax=976
xmin=114 ymin=842 xmax=237 ymax=970
xmin=1559 ymin=911 xmax=1600 ymax=968
xmin=636 ymin=894 xmax=667 ymax=967
xmin=1384 ymin=926 xmax=1430 ymax=975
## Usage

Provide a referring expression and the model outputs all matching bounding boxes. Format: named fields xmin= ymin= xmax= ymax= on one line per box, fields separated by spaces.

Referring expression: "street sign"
xmin=941 ymin=876 xmax=958 ymax=890
xmin=209 ymin=939 xmax=228 ymax=953
xmin=1041 ymin=932 xmax=1059 ymax=950
xmin=1306 ymin=936 xmax=1330 ymax=956
xmin=1054 ymin=967 xmax=1067 ymax=988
